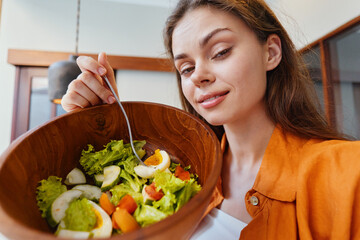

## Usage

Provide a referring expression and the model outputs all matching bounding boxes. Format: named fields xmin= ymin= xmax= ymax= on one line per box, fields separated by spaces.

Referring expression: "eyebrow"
xmin=174 ymin=27 xmax=231 ymax=61
xmin=200 ymin=27 xmax=231 ymax=48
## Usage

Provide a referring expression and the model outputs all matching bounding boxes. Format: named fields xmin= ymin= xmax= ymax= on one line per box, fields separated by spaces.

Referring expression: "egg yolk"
xmin=144 ymin=149 xmax=162 ymax=166
xmin=93 ymin=208 xmax=103 ymax=229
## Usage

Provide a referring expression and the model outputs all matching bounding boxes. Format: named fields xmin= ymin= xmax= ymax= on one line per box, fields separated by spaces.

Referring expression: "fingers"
xmin=61 ymin=72 xmax=117 ymax=111
xmin=76 ymin=55 xmax=107 ymax=76
xmin=61 ymin=79 xmax=98 ymax=112
xmin=76 ymin=53 xmax=118 ymax=98
xmin=61 ymin=84 xmax=92 ymax=112
xmin=61 ymin=53 xmax=119 ymax=112
xmin=98 ymin=52 xmax=119 ymax=96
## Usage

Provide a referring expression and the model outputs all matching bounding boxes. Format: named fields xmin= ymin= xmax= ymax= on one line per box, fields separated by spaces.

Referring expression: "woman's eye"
xmin=211 ymin=47 xmax=232 ymax=60
xmin=180 ymin=66 xmax=195 ymax=76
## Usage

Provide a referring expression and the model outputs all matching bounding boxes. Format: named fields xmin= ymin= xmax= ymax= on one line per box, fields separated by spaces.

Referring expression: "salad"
xmin=36 ymin=139 xmax=201 ymax=238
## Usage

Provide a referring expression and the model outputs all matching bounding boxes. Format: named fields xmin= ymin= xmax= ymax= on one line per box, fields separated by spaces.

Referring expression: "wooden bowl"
xmin=0 ymin=102 xmax=222 ymax=240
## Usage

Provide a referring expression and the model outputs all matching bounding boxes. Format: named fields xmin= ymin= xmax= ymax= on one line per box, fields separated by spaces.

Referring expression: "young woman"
xmin=61 ymin=0 xmax=360 ymax=239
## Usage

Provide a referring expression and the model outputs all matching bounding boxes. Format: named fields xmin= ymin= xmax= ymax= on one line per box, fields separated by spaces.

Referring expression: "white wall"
xmin=267 ymin=0 xmax=360 ymax=48
xmin=0 ymin=0 xmax=178 ymax=153
xmin=0 ymin=0 xmax=359 ymax=153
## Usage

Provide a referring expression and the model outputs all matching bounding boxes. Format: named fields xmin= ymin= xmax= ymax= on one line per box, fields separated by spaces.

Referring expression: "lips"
xmin=197 ymin=91 xmax=229 ymax=109
xmin=198 ymin=91 xmax=229 ymax=103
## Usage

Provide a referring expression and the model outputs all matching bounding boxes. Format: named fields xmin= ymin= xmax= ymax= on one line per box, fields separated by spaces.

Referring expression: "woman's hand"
xmin=61 ymin=52 xmax=118 ymax=112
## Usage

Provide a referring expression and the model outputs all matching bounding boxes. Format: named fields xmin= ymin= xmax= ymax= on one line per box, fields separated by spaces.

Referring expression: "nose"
xmin=190 ymin=63 xmax=215 ymax=87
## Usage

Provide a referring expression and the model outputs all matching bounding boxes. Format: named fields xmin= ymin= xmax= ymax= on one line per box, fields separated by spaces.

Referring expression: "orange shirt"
xmin=207 ymin=126 xmax=360 ymax=239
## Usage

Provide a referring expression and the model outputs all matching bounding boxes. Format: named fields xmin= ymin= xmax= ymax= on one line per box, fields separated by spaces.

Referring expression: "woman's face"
xmin=172 ymin=7 xmax=272 ymax=126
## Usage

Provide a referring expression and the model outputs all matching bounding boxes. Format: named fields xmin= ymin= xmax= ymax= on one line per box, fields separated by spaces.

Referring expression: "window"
xmin=301 ymin=16 xmax=360 ymax=139
xmin=302 ymin=45 xmax=325 ymax=113
xmin=328 ymin=24 xmax=360 ymax=138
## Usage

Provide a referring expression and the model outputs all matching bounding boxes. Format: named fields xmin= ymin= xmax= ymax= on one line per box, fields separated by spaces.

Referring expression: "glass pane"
xmin=328 ymin=23 xmax=360 ymax=139
xmin=302 ymin=46 xmax=325 ymax=113
xmin=29 ymin=77 xmax=52 ymax=129
xmin=29 ymin=77 xmax=68 ymax=130
xmin=56 ymin=104 xmax=67 ymax=116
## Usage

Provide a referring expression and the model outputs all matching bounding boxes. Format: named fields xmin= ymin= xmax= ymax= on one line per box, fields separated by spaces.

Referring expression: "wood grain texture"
xmin=7 ymin=49 xmax=174 ymax=72
xmin=319 ymin=41 xmax=336 ymax=128
xmin=0 ymin=102 xmax=222 ymax=240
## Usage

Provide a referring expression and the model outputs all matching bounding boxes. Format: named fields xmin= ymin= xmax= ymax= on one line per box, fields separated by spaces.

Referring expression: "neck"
xmin=223 ymin=111 xmax=275 ymax=168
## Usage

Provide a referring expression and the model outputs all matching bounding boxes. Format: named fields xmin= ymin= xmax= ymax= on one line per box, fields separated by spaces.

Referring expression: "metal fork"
xmin=102 ymin=75 xmax=146 ymax=166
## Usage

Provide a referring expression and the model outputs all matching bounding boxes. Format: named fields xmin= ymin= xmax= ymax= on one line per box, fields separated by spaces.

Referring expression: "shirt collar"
xmin=221 ymin=125 xmax=309 ymax=202
xmin=254 ymin=126 xmax=311 ymax=202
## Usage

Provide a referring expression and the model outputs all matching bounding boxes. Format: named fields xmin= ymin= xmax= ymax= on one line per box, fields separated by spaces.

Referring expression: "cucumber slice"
xmin=94 ymin=174 xmax=104 ymax=187
xmin=101 ymin=165 xmax=121 ymax=191
xmin=46 ymin=208 xmax=58 ymax=228
xmin=50 ymin=189 xmax=83 ymax=225
xmin=65 ymin=168 xmax=86 ymax=185
xmin=56 ymin=229 xmax=91 ymax=238
xmin=72 ymin=184 xmax=102 ymax=202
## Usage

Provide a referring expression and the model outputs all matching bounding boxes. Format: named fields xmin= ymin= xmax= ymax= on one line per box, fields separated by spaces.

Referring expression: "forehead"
xmin=172 ymin=6 xmax=249 ymax=50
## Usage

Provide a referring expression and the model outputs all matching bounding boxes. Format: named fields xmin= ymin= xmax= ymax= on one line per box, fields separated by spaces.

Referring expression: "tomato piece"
xmin=174 ymin=165 xmax=190 ymax=181
xmin=145 ymin=182 xmax=164 ymax=201
xmin=117 ymin=194 xmax=138 ymax=214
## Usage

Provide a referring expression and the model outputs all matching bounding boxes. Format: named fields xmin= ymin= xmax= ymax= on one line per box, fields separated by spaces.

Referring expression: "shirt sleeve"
xmin=296 ymin=140 xmax=360 ymax=239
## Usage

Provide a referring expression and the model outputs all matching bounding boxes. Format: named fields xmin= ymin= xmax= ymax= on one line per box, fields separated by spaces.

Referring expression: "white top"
xmin=191 ymin=208 xmax=247 ymax=240
xmin=0 ymin=232 xmax=7 ymax=240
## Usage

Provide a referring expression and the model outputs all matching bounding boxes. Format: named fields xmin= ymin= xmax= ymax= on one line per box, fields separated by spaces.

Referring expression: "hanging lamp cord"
xmin=75 ymin=0 xmax=80 ymax=56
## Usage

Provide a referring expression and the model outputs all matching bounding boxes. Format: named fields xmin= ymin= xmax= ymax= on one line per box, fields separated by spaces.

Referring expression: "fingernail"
xmin=98 ymin=67 xmax=106 ymax=75
xmin=108 ymin=96 xmax=116 ymax=104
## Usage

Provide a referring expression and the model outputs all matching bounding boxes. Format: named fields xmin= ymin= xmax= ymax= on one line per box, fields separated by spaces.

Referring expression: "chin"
xmin=193 ymin=108 xmax=225 ymax=126
xmin=202 ymin=115 xmax=225 ymax=127
xmin=192 ymin=106 xmax=227 ymax=126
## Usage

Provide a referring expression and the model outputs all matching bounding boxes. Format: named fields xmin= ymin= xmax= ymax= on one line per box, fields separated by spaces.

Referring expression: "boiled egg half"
xmin=89 ymin=200 xmax=112 ymax=238
xmin=56 ymin=200 xmax=112 ymax=239
xmin=134 ymin=149 xmax=170 ymax=178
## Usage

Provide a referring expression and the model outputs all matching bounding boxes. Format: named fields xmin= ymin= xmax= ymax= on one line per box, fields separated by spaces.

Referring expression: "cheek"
xmin=181 ymin=80 xmax=194 ymax=103
xmin=230 ymin=53 xmax=267 ymax=90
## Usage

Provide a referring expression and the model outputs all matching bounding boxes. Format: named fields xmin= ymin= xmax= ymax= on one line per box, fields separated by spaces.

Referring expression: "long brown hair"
xmin=164 ymin=0 xmax=346 ymax=140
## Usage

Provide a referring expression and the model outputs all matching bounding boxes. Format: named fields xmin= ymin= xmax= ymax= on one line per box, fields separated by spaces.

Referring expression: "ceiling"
xmin=102 ymin=0 xmax=278 ymax=8
xmin=102 ymin=0 xmax=179 ymax=8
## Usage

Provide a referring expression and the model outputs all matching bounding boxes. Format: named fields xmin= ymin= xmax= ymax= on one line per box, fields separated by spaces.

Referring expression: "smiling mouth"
xmin=199 ymin=91 xmax=229 ymax=103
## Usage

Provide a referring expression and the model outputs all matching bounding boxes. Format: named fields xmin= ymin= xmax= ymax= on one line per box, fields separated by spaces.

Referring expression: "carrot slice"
xmin=112 ymin=208 xmax=140 ymax=233
xmin=117 ymin=194 xmax=138 ymax=214
xmin=145 ymin=182 xmax=164 ymax=201
xmin=112 ymin=213 xmax=120 ymax=230
xmin=174 ymin=165 xmax=190 ymax=181
xmin=99 ymin=192 xmax=115 ymax=215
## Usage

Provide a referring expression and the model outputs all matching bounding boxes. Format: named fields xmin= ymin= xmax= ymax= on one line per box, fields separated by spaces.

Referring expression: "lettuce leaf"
xmin=134 ymin=205 xmax=168 ymax=227
xmin=110 ymin=183 xmax=143 ymax=206
xmin=79 ymin=140 xmax=146 ymax=176
xmin=152 ymin=171 xmax=202 ymax=213
xmin=36 ymin=176 xmax=67 ymax=218
xmin=124 ymin=141 xmax=147 ymax=160
xmin=118 ymin=155 xmax=147 ymax=193
xmin=175 ymin=178 xmax=202 ymax=212
xmin=153 ymin=171 xmax=186 ymax=194
xmin=151 ymin=192 xmax=176 ymax=215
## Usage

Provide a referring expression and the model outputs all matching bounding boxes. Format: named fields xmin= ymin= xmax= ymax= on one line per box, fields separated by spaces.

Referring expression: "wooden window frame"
xmin=299 ymin=15 xmax=360 ymax=128
xmin=8 ymin=49 xmax=174 ymax=141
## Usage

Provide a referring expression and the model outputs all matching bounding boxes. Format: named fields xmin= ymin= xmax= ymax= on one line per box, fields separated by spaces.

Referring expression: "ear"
xmin=265 ymin=34 xmax=282 ymax=71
